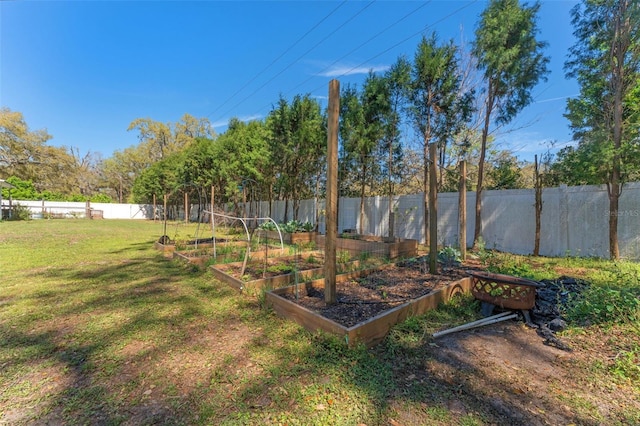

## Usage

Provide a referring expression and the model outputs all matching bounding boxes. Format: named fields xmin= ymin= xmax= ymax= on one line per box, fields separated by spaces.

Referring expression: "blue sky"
xmin=1 ymin=0 xmax=578 ymax=163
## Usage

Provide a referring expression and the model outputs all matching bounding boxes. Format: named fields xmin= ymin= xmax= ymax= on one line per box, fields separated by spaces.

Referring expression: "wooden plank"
xmin=267 ymin=291 xmax=348 ymax=337
xmin=267 ymin=276 xmax=473 ymax=348
xmin=209 ymin=266 xmax=244 ymax=292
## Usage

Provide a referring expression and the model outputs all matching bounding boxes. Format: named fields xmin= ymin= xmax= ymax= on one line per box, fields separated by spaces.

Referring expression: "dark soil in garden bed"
xmin=282 ymin=257 xmax=482 ymax=327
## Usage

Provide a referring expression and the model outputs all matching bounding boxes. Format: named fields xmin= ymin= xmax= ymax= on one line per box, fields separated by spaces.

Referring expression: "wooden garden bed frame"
xmin=315 ymin=234 xmax=418 ymax=259
xmin=209 ymin=255 xmax=363 ymax=295
xmin=266 ymin=276 xmax=472 ymax=348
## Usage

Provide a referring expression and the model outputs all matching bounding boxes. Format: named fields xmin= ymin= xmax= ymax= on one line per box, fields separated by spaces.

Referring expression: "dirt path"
xmin=393 ymin=321 xmax=639 ymax=425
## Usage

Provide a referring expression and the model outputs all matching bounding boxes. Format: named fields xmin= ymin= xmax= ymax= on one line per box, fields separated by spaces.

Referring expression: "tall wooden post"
xmin=214 ymin=185 xmax=215 ymax=229
xmin=458 ymin=160 xmax=467 ymax=261
xmin=324 ymin=79 xmax=340 ymax=304
xmin=163 ymin=194 xmax=168 ymax=237
xmin=429 ymin=143 xmax=438 ymax=274
xmin=534 ymin=155 xmax=542 ymax=256
xmin=184 ymin=192 xmax=188 ymax=224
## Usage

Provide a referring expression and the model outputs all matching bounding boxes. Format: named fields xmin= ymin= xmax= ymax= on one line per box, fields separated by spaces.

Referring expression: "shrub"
xmin=8 ymin=203 xmax=32 ymax=221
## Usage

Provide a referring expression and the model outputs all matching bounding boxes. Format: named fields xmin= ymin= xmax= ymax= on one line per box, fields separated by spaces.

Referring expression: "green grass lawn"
xmin=1 ymin=219 xmax=639 ymax=425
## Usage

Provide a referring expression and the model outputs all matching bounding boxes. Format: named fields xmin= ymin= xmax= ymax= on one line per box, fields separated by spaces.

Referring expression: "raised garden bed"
xmin=173 ymin=243 xmax=293 ymax=268
xmin=315 ymin=234 xmax=417 ymax=259
xmin=259 ymin=230 xmax=318 ymax=245
xmin=266 ymin=259 xmax=476 ymax=347
xmin=210 ymin=253 xmax=363 ymax=295
xmin=154 ymin=237 xmax=221 ymax=257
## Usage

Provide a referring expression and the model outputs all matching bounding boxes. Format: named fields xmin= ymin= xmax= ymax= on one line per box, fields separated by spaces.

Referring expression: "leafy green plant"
xmin=568 ymin=285 xmax=640 ymax=325
xmin=611 ymin=346 xmax=640 ymax=382
xmin=7 ymin=203 xmax=32 ymax=221
xmin=258 ymin=221 xmax=277 ymax=231
xmin=475 ymin=236 xmax=494 ymax=265
xmin=487 ymin=254 xmax=535 ymax=278
xmin=265 ymin=264 xmax=293 ymax=274
xmin=438 ymin=246 xmax=461 ymax=269
xmin=337 ymin=250 xmax=351 ymax=264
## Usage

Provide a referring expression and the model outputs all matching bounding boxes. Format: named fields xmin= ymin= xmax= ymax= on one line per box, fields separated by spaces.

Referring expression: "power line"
xmin=206 ymin=0 xmax=348 ymax=120
xmin=252 ymin=0 xmax=478 ymax=119
xmin=305 ymin=0 xmax=480 ymax=95
xmin=213 ymin=1 xmax=376 ymax=125
xmin=281 ymin=1 xmax=432 ymax=99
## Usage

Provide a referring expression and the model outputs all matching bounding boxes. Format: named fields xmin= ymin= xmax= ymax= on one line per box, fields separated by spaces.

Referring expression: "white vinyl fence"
xmin=256 ymin=182 xmax=640 ymax=261
xmin=3 ymin=182 xmax=639 ymax=260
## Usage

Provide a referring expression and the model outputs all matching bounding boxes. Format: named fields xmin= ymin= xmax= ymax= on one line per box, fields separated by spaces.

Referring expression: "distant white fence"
xmin=0 ymin=200 xmax=153 ymax=220
xmin=3 ymin=182 xmax=640 ymax=260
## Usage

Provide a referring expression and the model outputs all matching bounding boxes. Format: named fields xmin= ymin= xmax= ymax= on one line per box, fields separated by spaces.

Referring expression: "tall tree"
xmin=382 ymin=57 xmax=411 ymax=236
xmin=486 ymin=151 xmax=525 ymax=189
xmin=0 ymin=108 xmax=52 ymax=181
xmin=266 ymin=95 xmax=325 ymax=221
xmin=213 ymin=118 xmax=271 ymax=213
xmin=564 ymin=0 xmax=640 ymax=259
xmin=408 ymin=33 xmax=473 ymax=244
xmin=340 ymin=76 xmax=388 ymax=234
xmin=471 ymin=0 xmax=549 ymax=247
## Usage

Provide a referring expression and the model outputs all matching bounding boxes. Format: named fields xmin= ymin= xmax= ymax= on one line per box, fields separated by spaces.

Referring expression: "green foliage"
xmin=258 ymin=220 xmax=313 ymax=233
xmin=2 ymin=176 xmax=38 ymax=199
xmin=487 ymin=152 xmax=525 ymax=189
xmin=265 ymin=264 xmax=293 ymax=274
xmin=568 ymin=285 xmax=640 ymax=326
xmin=266 ymin=94 xmax=325 ymax=219
xmin=7 ymin=202 xmax=31 ymax=221
xmin=611 ymin=345 xmax=640 ymax=383
xmin=557 ymin=0 xmax=640 ymax=186
xmin=282 ymin=220 xmax=313 ymax=233
xmin=258 ymin=221 xmax=277 ymax=231
xmin=487 ymin=254 xmax=536 ymax=278
xmin=1 ymin=176 xmax=112 ymax=202
xmin=475 ymin=236 xmax=495 ymax=265
xmin=473 ymin=0 xmax=550 ymax=126
xmin=90 ymin=193 xmax=113 ymax=203
xmin=337 ymin=250 xmax=351 ymax=264
xmin=438 ymin=246 xmax=461 ymax=269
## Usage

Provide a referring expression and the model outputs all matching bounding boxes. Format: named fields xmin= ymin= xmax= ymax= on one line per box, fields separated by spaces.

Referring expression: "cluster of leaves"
xmin=567 ymin=263 xmax=640 ymax=326
xmin=258 ymin=220 xmax=314 ymax=233
xmin=437 ymin=246 xmax=462 ymax=269
xmin=1 ymin=176 xmax=112 ymax=202
xmin=568 ymin=285 xmax=640 ymax=325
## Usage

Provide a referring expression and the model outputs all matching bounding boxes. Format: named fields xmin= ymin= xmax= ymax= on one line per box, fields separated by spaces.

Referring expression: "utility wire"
xmin=305 ymin=0 xmax=480 ymax=96
xmin=252 ymin=0 xmax=477 ymax=118
xmin=282 ymin=1 xmax=432 ymax=99
xmin=206 ymin=1 xmax=348 ymax=120
xmin=213 ymin=1 xmax=376 ymax=125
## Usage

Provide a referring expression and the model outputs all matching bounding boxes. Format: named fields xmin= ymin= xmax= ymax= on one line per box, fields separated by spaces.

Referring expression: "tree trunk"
xmin=608 ymin=183 xmax=620 ymax=260
xmin=458 ymin=160 xmax=467 ymax=261
xmin=423 ymin=146 xmax=430 ymax=247
xmin=428 ymin=143 xmax=438 ymax=274
xmin=473 ymin=84 xmax=494 ymax=248
xmin=608 ymin=5 xmax=626 ymax=260
xmin=283 ymin=197 xmax=289 ymax=222
xmin=359 ymin=162 xmax=367 ymax=235
xmin=388 ymin=136 xmax=394 ymax=238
